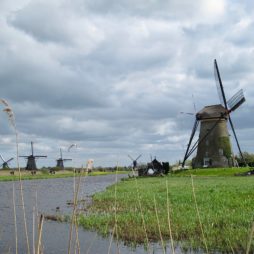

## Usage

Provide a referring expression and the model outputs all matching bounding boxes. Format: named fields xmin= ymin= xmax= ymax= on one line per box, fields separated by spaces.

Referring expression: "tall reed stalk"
xmin=191 ymin=175 xmax=208 ymax=254
xmin=1 ymin=99 xmax=30 ymax=254
xmin=67 ymin=165 xmax=86 ymax=254
xmin=166 ymin=180 xmax=175 ymax=254
xmin=32 ymin=206 xmax=36 ymax=254
xmin=108 ymin=163 xmax=120 ymax=254
xmin=36 ymin=214 xmax=44 ymax=254
xmin=107 ymin=225 xmax=116 ymax=254
xmin=114 ymin=163 xmax=120 ymax=254
xmin=153 ymin=195 xmax=165 ymax=254
xmin=131 ymin=168 xmax=151 ymax=253
xmin=12 ymin=181 xmax=18 ymax=254
xmin=246 ymin=222 xmax=254 ymax=254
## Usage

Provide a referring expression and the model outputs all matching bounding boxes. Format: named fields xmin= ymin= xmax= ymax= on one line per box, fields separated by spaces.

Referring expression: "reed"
xmin=166 ymin=180 xmax=174 ymax=254
xmin=36 ymin=214 xmax=44 ymax=254
xmin=191 ymin=175 xmax=208 ymax=253
xmin=1 ymin=99 xmax=30 ymax=254
xmin=153 ymin=195 xmax=166 ymax=254
xmin=130 ymin=168 xmax=151 ymax=253
xmin=246 ymin=222 xmax=254 ymax=254
xmin=12 ymin=181 xmax=18 ymax=254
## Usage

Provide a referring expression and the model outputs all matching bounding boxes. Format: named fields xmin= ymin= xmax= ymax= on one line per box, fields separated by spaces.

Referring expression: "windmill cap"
xmin=196 ymin=104 xmax=228 ymax=120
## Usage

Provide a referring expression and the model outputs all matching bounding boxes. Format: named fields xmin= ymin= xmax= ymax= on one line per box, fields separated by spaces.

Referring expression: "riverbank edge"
xmin=0 ymin=170 xmax=129 ymax=182
xmin=77 ymin=167 xmax=254 ymax=253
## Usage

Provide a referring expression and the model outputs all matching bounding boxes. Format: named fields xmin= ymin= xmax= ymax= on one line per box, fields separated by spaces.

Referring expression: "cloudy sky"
xmin=0 ymin=0 xmax=253 ymax=168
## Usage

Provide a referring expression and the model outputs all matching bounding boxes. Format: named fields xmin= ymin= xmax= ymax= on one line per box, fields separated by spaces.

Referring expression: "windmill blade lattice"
xmin=227 ymin=89 xmax=246 ymax=112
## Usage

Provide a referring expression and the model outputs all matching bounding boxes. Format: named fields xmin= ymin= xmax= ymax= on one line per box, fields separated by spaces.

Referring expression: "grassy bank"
xmin=78 ymin=168 xmax=254 ymax=253
xmin=0 ymin=169 xmax=129 ymax=182
xmin=172 ymin=167 xmax=250 ymax=177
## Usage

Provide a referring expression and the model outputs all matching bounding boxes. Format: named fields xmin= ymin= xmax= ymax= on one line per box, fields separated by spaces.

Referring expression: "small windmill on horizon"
xmin=128 ymin=154 xmax=142 ymax=170
xmin=19 ymin=142 xmax=47 ymax=172
xmin=0 ymin=155 xmax=14 ymax=169
xmin=56 ymin=148 xmax=72 ymax=169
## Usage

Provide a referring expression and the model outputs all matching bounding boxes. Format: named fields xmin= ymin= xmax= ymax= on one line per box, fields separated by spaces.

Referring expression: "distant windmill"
xmin=0 ymin=155 xmax=14 ymax=169
xmin=56 ymin=148 xmax=72 ymax=169
xmin=182 ymin=59 xmax=246 ymax=168
xmin=128 ymin=154 xmax=142 ymax=170
xmin=19 ymin=142 xmax=47 ymax=171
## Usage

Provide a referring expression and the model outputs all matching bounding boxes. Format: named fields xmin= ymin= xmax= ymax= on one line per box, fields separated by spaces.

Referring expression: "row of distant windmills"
xmin=1 ymin=142 xmax=72 ymax=170
xmin=182 ymin=59 xmax=247 ymax=168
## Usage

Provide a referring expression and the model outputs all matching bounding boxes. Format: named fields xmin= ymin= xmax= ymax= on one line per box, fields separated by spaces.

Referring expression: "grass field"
xmin=172 ymin=167 xmax=250 ymax=177
xmin=78 ymin=167 xmax=254 ymax=253
xmin=0 ymin=169 xmax=129 ymax=181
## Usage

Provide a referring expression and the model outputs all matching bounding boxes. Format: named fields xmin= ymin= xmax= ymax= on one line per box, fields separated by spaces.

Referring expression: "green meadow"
xmin=0 ymin=169 xmax=129 ymax=182
xmin=78 ymin=167 xmax=254 ymax=253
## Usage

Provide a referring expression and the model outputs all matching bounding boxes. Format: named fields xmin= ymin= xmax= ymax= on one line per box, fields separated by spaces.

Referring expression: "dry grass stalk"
xmin=107 ymin=163 xmax=122 ymax=254
xmin=131 ymin=168 xmax=151 ymax=253
xmin=166 ymin=180 xmax=175 ymax=254
xmin=114 ymin=163 xmax=120 ymax=254
xmin=36 ymin=214 xmax=44 ymax=254
xmin=153 ymin=195 xmax=166 ymax=254
xmin=0 ymin=99 xmax=30 ymax=254
xmin=107 ymin=225 xmax=116 ymax=254
xmin=67 ymin=166 xmax=84 ymax=254
xmin=74 ymin=215 xmax=81 ymax=254
xmin=32 ymin=206 xmax=36 ymax=254
xmin=227 ymin=239 xmax=235 ymax=254
xmin=75 ymin=165 xmax=92 ymax=254
xmin=12 ymin=182 xmax=18 ymax=254
xmin=191 ymin=175 xmax=208 ymax=254
xmin=246 ymin=222 xmax=254 ymax=254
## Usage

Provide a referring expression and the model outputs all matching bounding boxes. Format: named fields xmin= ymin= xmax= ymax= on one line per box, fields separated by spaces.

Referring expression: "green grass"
xmin=0 ymin=170 xmax=129 ymax=182
xmin=173 ymin=167 xmax=250 ymax=177
xmin=78 ymin=168 xmax=254 ymax=253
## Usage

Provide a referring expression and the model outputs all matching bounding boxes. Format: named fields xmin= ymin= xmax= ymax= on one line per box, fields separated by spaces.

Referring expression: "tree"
xmin=235 ymin=152 xmax=254 ymax=167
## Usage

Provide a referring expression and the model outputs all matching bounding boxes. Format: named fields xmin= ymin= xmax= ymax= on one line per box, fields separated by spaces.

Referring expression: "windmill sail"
xmin=227 ymin=89 xmax=246 ymax=112
xmin=214 ymin=60 xmax=246 ymax=165
xmin=214 ymin=59 xmax=228 ymax=108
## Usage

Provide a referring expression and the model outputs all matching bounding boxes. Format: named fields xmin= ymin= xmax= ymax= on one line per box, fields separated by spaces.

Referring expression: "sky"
xmin=0 ymin=0 xmax=253 ymax=168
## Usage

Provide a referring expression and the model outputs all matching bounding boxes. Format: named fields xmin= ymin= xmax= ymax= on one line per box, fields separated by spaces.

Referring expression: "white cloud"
xmin=0 ymin=0 xmax=253 ymax=166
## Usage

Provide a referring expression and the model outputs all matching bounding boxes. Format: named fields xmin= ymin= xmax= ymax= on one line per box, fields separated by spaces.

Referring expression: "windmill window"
xmin=219 ymin=148 xmax=223 ymax=156
xmin=206 ymin=140 xmax=209 ymax=146
xmin=203 ymin=157 xmax=210 ymax=167
xmin=205 ymin=151 xmax=209 ymax=157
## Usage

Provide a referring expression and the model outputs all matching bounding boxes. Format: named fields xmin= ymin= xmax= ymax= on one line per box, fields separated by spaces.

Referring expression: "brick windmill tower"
xmin=182 ymin=59 xmax=246 ymax=168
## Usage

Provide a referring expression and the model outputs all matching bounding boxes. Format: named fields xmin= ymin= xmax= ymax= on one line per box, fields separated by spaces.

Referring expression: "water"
xmin=0 ymin=174 xmax=181 ymax=253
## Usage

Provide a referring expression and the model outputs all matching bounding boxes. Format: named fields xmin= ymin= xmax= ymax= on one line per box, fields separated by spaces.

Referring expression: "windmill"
xmin=0 ymin=155 xmax=14 ymax=169
xmin=182 ymin=59 xmax=246 ymax=168
xmin=128 ymin=154 xmax=142 ymax=170
xmin=56 ymin=148 xmax=72 ymax=169
xmin=19 ymin=142 xmax=47 ymax=171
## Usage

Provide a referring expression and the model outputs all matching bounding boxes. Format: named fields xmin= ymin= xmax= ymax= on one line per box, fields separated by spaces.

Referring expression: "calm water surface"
xmin=0 ymin=174 xmax=182 ymax=253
